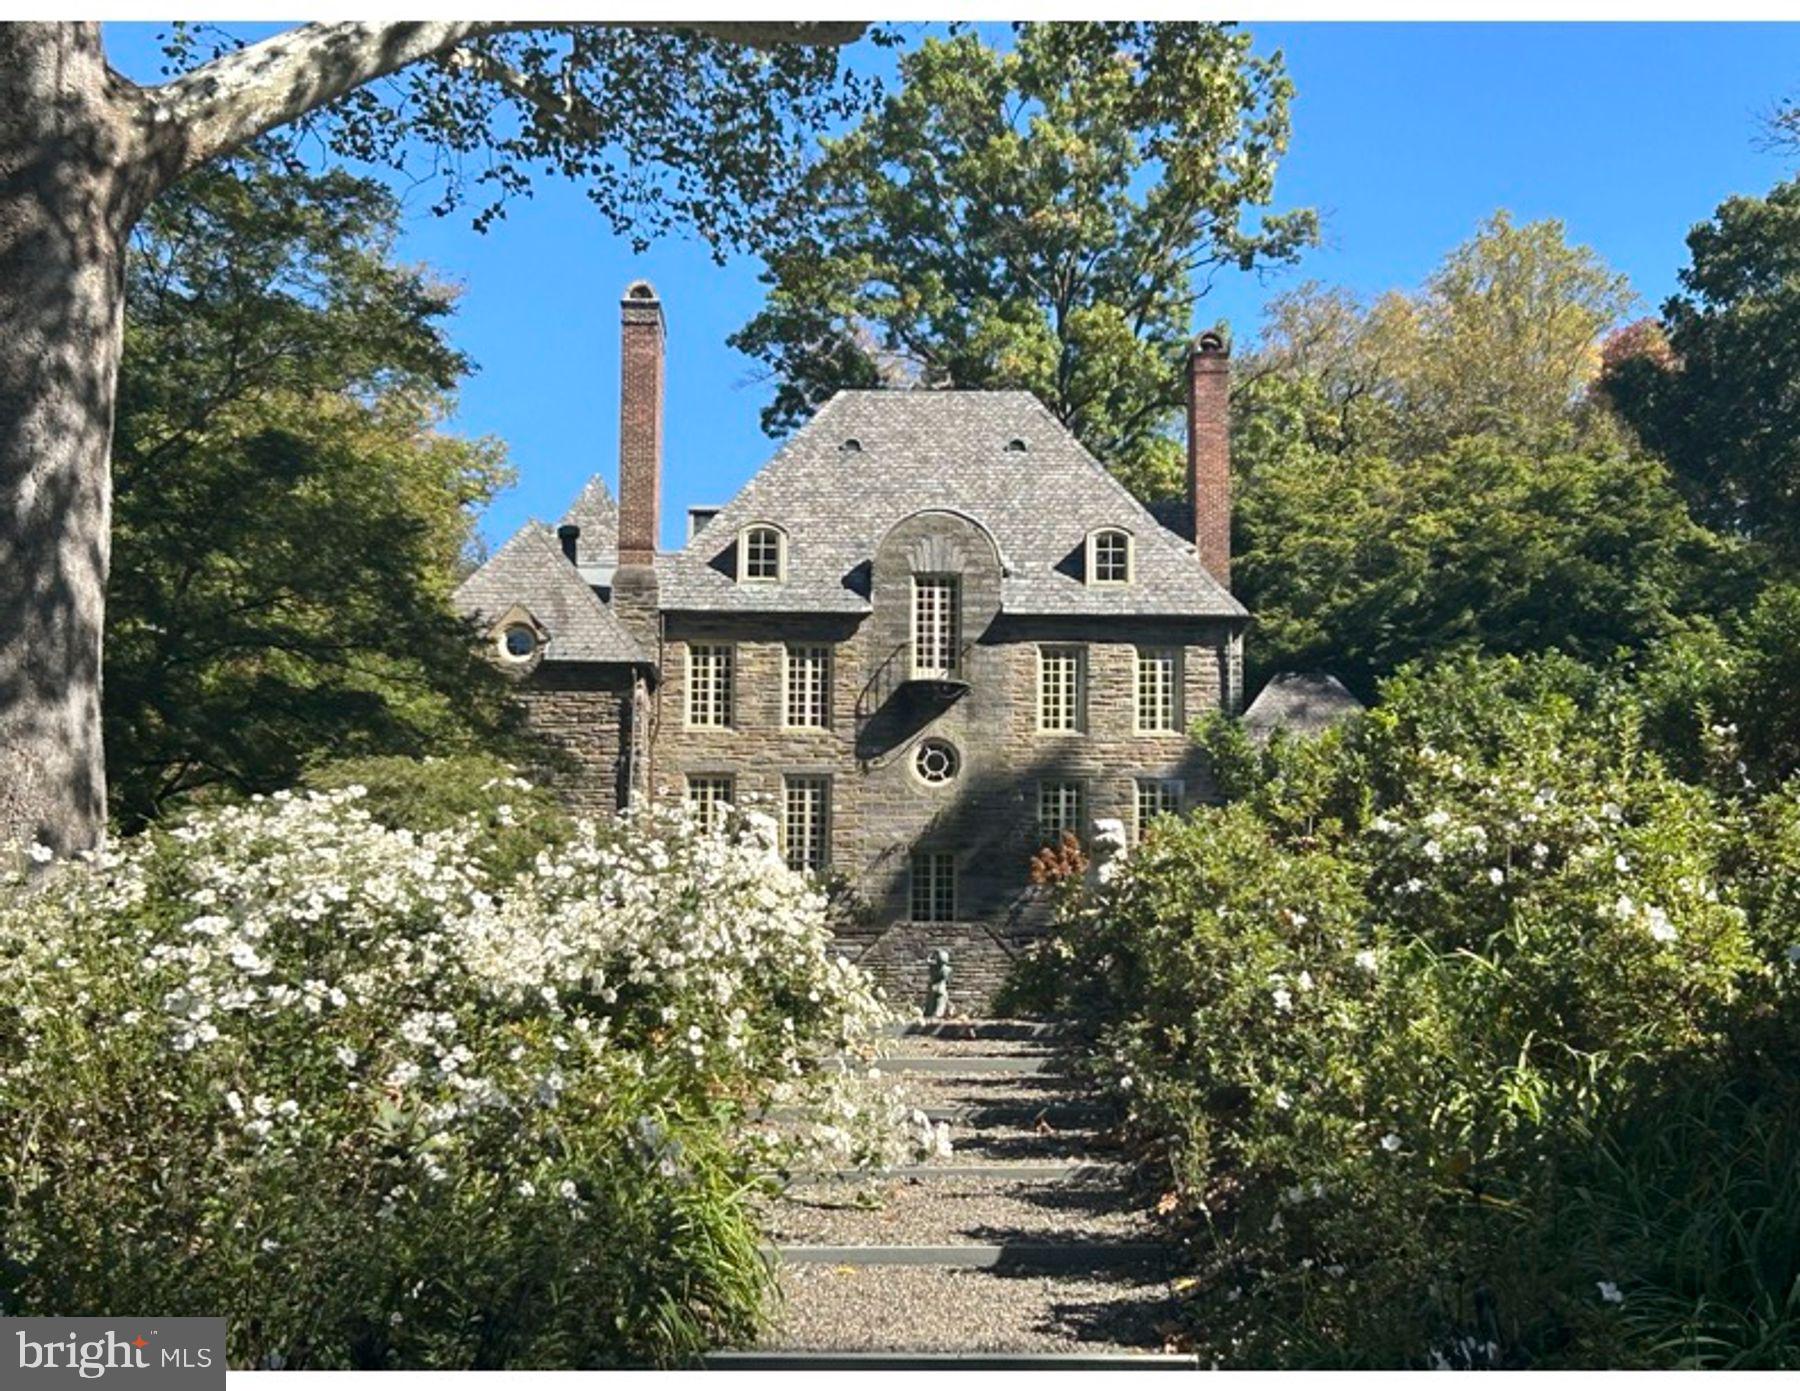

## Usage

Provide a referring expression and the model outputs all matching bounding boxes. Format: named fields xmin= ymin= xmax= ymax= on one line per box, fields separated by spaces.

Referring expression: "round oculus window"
xmin=914 ymin=738 xmax=960 ymax=785
xmin=501 ymin=624 xmax=538 ymax=660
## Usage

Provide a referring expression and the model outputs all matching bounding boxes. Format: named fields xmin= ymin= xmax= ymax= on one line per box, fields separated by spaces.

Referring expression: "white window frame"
xmin=738 ymin=523 xmax=785 ymax=583
xmin=783 ymin=644 xmax=832 ymax=729
xmin=1135 ymin=777 xmax=1184 ymax=838
xmin=911 ymin=574 xmax=961 ymax=679
xmin=1087 ymin=528 xmax=1133 ymax=586
xmin=1037 ymin=779 xmax=1087 ymax=845
xmin=782 ymin=775 xmax=831 ymax=874
xmin=1037 ymin=645 xmax=1086 ymax=733
xmin=685 ymin=774 xmax=735 ymax=833
xmin=910 ymin=850 xmax=957 ymax=923
xmin=1135 ymin=646 xmax=1182 ymax=734
xmin=686 ymin=643 xmax=734 ymax=728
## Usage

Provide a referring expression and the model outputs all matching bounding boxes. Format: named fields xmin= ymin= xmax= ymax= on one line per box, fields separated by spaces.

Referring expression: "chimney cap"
xmin=1193 ymin=329 xmax=1229 ymax=359
xmin=623 ymin=279 xmax=659 ymax=302
xmin=557 ymin=523 xmax=581 ymax=540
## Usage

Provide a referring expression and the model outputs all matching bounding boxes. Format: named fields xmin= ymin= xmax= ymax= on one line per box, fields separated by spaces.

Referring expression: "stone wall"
xmin=514 ymin=663 xmax=636 ymax=817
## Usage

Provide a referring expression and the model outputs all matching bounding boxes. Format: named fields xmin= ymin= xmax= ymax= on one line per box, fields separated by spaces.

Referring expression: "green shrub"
xmin=1028 ymin=653 xmax=1797 ymax=1367
xmin=0 ymin=783 xmax=900 ymax=1368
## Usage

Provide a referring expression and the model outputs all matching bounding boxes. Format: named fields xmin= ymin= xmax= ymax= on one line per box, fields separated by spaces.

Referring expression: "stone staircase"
xmin=708 ymin=1020 xmax=1197 ymax=1370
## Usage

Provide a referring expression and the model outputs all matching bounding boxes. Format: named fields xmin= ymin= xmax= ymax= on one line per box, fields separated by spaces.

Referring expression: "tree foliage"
xmin=729 ymin=22 xmax=1317 ymax=499
xmin=105 ymin=147 xmax=528 ymax=829
xmin=1600 ymin=179 xmax=1800 ymax=564
xmin=1231 ymin=214 xmax=1713 ymax=693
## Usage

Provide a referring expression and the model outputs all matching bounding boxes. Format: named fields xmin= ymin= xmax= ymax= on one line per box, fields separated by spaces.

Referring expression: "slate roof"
xmin=454 ymin=522 xmax=650 ymax=665
xmin=656 ymin=391 xmax=1247 ymax=619
xmin=558 ymin=475 xmax=620 ymax=565
xmin=1241 ymin=672 xmax=1365 ymax=740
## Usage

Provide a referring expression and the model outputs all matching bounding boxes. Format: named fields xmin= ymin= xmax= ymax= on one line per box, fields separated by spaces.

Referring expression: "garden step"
xmin=771 ymin=1241 xmax=1174 ymax=1269
xmin=785 ymin=1161 xmax=1125 ymax=1184
xmin=704 ymin=1350 xmax=1199 ymax=1369
xmin=751 ymin=1262 xmax=1185 ymax=1356
xmin=871 ymin=1054 xmax=1070 ymax=1076
xmin=883 ymin=1019 xmax=1072 ymax=1041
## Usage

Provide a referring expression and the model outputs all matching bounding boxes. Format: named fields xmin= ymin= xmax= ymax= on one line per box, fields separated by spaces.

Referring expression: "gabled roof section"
xmin=1242 ymin=673 xmax=1365 ymax=740
xmin=656 ymin=391 xmax=1248 ymax=619
xmin=455 ymin=522 xmax=649 ymax=665
xmin=558 ymin=475 xmax=620 ymax=565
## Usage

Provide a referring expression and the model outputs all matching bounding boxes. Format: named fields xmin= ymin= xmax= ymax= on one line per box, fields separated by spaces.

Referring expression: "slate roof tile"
xmin=454 ymin=522 xmax=649 ymax=665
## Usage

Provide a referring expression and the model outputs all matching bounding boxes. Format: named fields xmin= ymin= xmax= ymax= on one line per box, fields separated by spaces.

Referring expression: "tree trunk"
xmin=0 ymin=24 xmax=144 ymax=857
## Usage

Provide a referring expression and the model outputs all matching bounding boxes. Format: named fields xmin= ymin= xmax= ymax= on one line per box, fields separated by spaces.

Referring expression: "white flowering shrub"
xmin=0 ymin=781 xmax=894 ymax=1368
xmin=1032 ymin=654 xmax=1800 ymax=1368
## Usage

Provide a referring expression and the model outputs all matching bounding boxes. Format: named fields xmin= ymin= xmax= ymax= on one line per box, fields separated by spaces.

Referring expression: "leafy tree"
xmin=1239 ymin=212 xmax=1637 ymax=464
xmin=729 ymin=22 xmax=1317 ymax=500
xmin=0 ymin=20 xmax=869 ymax=856
xmin=105 ymin=148 xmax=527 ymax=830
xmin=1600 ymin=180 xmax=1800 ymax=563
xmin=1228 ymin=213 xmax=1710 ymax=694
xmin=1234 ymin=433 xmax=1722 ymax=698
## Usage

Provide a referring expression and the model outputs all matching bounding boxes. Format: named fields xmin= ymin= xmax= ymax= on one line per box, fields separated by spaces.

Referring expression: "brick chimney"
xmin=1186 ymin=331 xmax=1231 ymax=592
xmin=612 ymin=281 xmax=663 ymax=653
xmin=617 ymin=280 xmax=664 ymax=568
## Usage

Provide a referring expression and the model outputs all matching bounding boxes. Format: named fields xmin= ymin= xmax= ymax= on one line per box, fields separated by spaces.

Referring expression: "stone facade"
xmin=459 ymin=281 xmax=1256 ymax=1015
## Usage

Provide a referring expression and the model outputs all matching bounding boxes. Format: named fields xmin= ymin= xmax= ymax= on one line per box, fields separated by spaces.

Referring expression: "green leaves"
xmin=106 ymin=146 xmax=531 ymax=830
xmin=1601 ymin=179 xmax=1800 ymax=565
xmin=730 ymin=23 xmax=1317 ymax=496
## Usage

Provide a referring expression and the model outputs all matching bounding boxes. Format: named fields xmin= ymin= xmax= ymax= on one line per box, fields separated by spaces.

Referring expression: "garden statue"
xmin=925 ymin=948 xmax=952 ymax=1018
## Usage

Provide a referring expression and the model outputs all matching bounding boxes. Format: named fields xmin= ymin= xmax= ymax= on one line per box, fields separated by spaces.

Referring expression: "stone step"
xmin=784 ymin=1160 xmax=1125 ymax=1185
xmin=771 ymin=1242 xmax=1173 ymax=1270
xmin=704 ymin=1350 xmax=1200 ymax=1370
xmin=883 ymin=1019 xmax=1072 ymax=1041
xmin=872 ymin=1054 xmax=1070 ymax=1076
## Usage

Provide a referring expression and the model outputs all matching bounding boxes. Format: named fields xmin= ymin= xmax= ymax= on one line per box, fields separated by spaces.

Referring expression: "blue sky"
xmin=105 ymin=22 xmax=1800 ymax=552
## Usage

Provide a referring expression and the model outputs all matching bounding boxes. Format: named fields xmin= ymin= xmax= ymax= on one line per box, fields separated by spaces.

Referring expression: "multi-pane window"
xmin=912 ymin=574 xmax=961 ymax=678
xmin=742 ymin=525 xmax=782 ymax=581
xmin=1038 ymin=646 xmax=1086 ymax=733
xmin=784 ymin=645 xmax=831 ymax=728
xmin=1135 ymin=647 xmax=1181 ymax=733
xmin=1091 ymin=529 xmax=1132 ymax=584
xmin=1135 ymin=778 xmax=1183 ymax=838
xmin=685 ymin=774 xmax=734 ymax=833
xmin=1038 ymin=780 xmax=1087 ymax=845
xmin=686 ymin=644 xmax=733 ymax=727
xmin=910 ymin=851 xmax=957 ymax=923
xmin=782 ymin=776 xmax=831 ymax=874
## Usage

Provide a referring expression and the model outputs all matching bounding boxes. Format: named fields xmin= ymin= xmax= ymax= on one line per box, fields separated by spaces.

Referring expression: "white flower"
xmin=1274 ymin=1089 xmax=1292 ymax=1110
xmin=1613 ymin=894 xmax=1636 ymax=921
xmin=1271 ymin=988 xmax=1293 ymax=1013
xmin=558 ymin=1180 xmax=579 ymax=1203
xmin=1602 ymin=801 xmax=1623 ymax=822
xmin=517 ymin=1180 xmax=537 ymax=1198
xmin=1380 ymin=1132 xmax=1402 ymax=1152
xmin=1645 ymin=905 xmax=1677 ymax=944
xmin=26 ymin=842 xmax=55 ymax=864
xmin=1597 ymin=1280 xmax=1624 ymax=1304
xmin=1354 ymin=950 xmax=1379 ymax=974
xmin=1487 ymin=867 xmax=1504 ymax=886
xmin=1297 ymin=971 xmax=1314 ymax=992
xmin=335 ymin=1045 xmax=358 ymax=1068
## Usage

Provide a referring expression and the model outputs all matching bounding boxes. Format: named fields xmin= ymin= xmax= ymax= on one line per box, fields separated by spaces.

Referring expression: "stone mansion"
xmin=456 ymin=282 xmax=1343 ymax=1006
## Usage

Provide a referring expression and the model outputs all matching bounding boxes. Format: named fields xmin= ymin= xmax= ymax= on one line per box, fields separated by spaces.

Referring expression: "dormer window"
xmin=739 ymin=524 xmax=785 ymax=583
xmin=1088 ymin=528 xmax=1133 ymax=585
xmin=499 ymin=624 xmax=538 ymax=662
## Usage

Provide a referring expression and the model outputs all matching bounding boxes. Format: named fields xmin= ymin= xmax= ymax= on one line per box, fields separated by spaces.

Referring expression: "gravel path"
xmin=881 ymin=1035 xmax=1064 ymax=1058
xmin=761 ymin=1265 xmax=1179 ymax=1354
xmin=752 ymin=1023 xmax=1174 ymax=1358
xmin=759 ymin=1176 xmax=1152 ymax=1247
